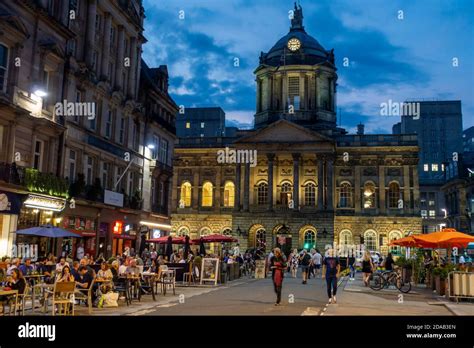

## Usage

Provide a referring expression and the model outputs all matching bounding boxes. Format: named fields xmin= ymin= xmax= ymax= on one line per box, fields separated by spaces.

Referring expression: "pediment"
xmin=234 ymin=119 xmax=334 ymax=144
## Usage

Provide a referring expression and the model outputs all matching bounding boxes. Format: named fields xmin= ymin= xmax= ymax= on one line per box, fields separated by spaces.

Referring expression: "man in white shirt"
xmin=7 ymin=258 xmax=20 ymax=276
xmin=312 ymin=250 xmax=322 ymax=278
xmin=55 ymin=257 xmax=69 ymax=274
xmin=76 ymin=244 xmax=85 ymax=260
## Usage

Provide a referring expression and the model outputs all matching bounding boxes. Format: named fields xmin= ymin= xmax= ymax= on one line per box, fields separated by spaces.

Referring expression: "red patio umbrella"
xmin=146 ymin=236 xmax=187 ymax=244
xmin=191 ymin=234 xmax=237 ymax=243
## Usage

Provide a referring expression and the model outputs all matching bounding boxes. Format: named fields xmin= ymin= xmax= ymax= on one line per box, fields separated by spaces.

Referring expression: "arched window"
xmin=202 ymin=182 xmax=213 ymax=207
xmin=339 ymin=182 xmax=352 ymax=208
xmin=255 ymin=228 xmax=266 ymax=250
xmin=388 ymin=182 xmax=400 ymax=208
xmin=280 ymin=181 xmax=292 ymax=206
xmin=200 ymin=227 xmax=212 ymax=236
xmin=389 ymin=231 xmax=403 ymax=255
xmin=363 ymin=182 xmax=376 ymax=208
xmin=364 ymin=230 xmax=377 ymax=251
xmin=257 ymin=182 xmax=268 ymax=205
xmin=180 ymin=181 xmax=192 ymax=207
xmin=222 ymin=228 xmax=232 ymax=236
xmin=303 ymin=230 xmax=316 ymax=250
xmin=339 ymin=230 xmax=353 ymax=245
xmin=304 ymin=182 xmax=317 ymax=206
xmin=223 ymin=181 xmax=235 ymax=207
xmin=177 ymin=227 xmax=189 ymax=236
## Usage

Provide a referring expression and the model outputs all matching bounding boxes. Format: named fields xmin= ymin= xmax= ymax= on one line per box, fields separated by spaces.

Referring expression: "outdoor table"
xmin=141 ymin=273 xmax=157 ymax=301
xmin=0 ymin=288 xmax=19 ymax=316
xmin=24 ymin=274 xmax=46 ymax=287
xmin=119 ymin=275 xmax=141 ymax=301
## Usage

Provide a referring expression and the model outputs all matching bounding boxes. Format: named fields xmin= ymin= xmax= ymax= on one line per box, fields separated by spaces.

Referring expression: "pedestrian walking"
xmin=299 ymin=249 xmax=311 ymax=284
xmin=346 ymin=254 xmax=356 ymax=280
xmin=362 ymin=251 xmax=375 ymax=286
xmin=313 ymin=249 xmax=322 ymax=278
xmin=270 ymin=248 xmax=287 ymax=306
xmin=322 ymin=249 xmax=340 ymax=304
xmin=289 ymin=249 xmax=299 ymax=278
xmin=308 ymin=249 xmax=316 ymax=279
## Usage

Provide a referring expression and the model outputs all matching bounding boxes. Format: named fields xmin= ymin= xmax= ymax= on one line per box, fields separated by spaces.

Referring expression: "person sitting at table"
xmin=56 ymin=265 xmax=75 ymax=282
xmin=7 ymin=258 xmax=20 ymax=276
xmin=71 ymin=261 xmax=81 ymax=281
xmin=55 ymin=258 xmax=69 ymax=274
xmin=46 ymin=254 xmax=55 ymax=266
xmin=35 ymin=258 xmax=53 ymax=283
xmin=79 ymin=258 xmax=96 ymax=278
xmin=0 ymin=268 xmax=27 ymax=313
xmin=97 ymin=262 xmax=113 ymax=281
xmin=125 ymin=259 xmax=140 ymax=276
xmin=178 ymin=256 xmax=186 ymax=264
xmin=118 ymin=258 xmax=129 ymax=275
xmin=76 ymin=266 xmax=96 ymax=303
xmin=18 ymin=258 xmax=34 ymax=276
xmin=110 ymin=261 xmax=119 ymax=282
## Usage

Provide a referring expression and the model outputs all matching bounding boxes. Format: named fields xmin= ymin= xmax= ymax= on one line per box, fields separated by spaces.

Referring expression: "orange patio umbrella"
xmin=412 ymin=228 xmax=474 ymax=249
xmin=389 ymin=235 xmax=421 ymax=247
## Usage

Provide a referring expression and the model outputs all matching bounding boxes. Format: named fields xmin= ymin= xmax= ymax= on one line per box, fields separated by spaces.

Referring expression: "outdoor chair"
xmin=18 ymin=282 xmax=33 ymax=315
xmin=183 ymin=262 xmax=195 ymax=285
xmin=114 ymin=278 xmax=131 ymax=306
xmin=74 ymin=279 xmax=95 ymax=314
xmin=48 ymin=281 xmax=76 ymax=316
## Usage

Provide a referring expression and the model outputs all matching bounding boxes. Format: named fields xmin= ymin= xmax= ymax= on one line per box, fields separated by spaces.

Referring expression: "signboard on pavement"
xmin=255 ymin=259 xmax=266 ymax=279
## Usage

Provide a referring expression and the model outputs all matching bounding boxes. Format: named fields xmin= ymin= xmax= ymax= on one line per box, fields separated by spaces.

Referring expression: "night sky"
xmin=142 ymin=0 xmax=474 ymax=134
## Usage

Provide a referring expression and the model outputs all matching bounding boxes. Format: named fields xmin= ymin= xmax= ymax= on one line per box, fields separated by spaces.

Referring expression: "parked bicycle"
xmin=369 ymin=266 xmax=411 ymax=293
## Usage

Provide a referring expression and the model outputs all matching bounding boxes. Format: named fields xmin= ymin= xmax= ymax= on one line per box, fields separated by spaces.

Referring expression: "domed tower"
xmin=254 ymin=3 xmax=341 ymax=135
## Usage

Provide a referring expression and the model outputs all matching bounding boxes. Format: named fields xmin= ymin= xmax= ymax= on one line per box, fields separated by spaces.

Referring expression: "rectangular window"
xmin=105 ymin=110 xmax=112 ymax=138
xmin=429 ymin=210 xmax=436 ymax=217
xmin=186 ymin=122 xmax=190 ymax=129
xmin=102 ymin=162 xmax=109 ymax=189
xmin=73 ymin=91 xmax=81 ymax=123
xmin=0 ymin=44 xmax=8 ymax=92
xmin=33 ymin=140 xmax=44 ymax=170
xmin=421 ymin=210 xmax=427 ymax=218
xmin=117 ymin=115 xmax=125 ymax=144
xmin=127 ymin=172 xmax=134 ymax=196
xmin=432 ymin=164 xmax=439 ymax=172
xmin=423 ymin=164 xmax=429 ymax=172
xmin=115 ymin=167 xmax=123 ymax=192
xmin=288 ymin=76 xmax=300 ymax=110
xmin=159 ymin=139 xmax=168 ymax=164
xmin=201 ymin=122 xmax=205 ymax=128
xmin=132 ymin=121 xmax=140 ymax=151
xmin=110 ymin=27 xmax=115 ymax=50
xmin=428 ymin=200 xmax=435 ymax=207
xmin=84 ymin=155 xmax=93 ymax=186
xmin=68 ymin=149 xmax=76 ymax=182
xmin=95 ymin=14 xmax=101 ymax=32
xmin=151 ymin=135 xmax=159 ymax=160
xmin=441 ymin=163 xmax=445 ymax=171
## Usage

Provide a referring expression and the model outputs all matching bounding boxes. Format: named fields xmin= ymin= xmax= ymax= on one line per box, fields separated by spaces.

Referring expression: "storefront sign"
xmin=152 ymin=229 xmax=161 ymax=239
xmin=23 ymin=194 xmax=66 ymax=212
xmin=104 ymin=190 xmax=124 ymax=207
xmin=113 ymin=221 xmax=123 ymax=235
xmin=0 ymin=191 xmax=25 ymax=215
xmin=63 ymin=216 xmax=96 ymax=236
xmin=200 ymin=258 xmax=220 ymax=285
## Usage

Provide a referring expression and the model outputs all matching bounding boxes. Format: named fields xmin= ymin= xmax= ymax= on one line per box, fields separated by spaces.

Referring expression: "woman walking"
xmin=270 ymin=248 xmax=287 ymax=306
xmin=362 ymin=251 xmax=375 ymax=286
xmin=289 ymin=249 xmax=299 ymax=278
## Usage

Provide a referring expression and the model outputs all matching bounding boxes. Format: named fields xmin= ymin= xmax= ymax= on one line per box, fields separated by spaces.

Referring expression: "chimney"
xmin=357 ymin=123 xmax=365 ymax=135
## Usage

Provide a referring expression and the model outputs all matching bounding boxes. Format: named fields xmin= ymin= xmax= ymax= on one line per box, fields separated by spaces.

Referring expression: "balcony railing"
xmin=0 ymin=162 xmax=69 ymax=198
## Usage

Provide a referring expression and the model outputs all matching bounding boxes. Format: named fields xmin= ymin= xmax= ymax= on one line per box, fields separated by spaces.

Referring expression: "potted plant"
xmin=395 ymin=256 xmax=412 ymax=283
xmin=432 ymin=267 xmax=444 ymax=295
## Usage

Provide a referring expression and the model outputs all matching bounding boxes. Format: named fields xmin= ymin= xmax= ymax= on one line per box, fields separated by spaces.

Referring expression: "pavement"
xmin=12 ymin=271 xmax=474 ymax=316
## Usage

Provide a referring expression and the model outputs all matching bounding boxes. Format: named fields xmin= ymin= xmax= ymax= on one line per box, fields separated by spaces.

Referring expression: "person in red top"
xmin=270 ymin=247 xmax=287 ymax=306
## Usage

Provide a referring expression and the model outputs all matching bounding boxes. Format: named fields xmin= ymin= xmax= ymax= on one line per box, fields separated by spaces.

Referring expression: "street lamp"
xmin=441 ymin=208 xmax=447 ymax=219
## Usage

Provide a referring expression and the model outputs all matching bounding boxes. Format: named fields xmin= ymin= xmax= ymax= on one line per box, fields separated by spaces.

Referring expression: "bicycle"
xmin=369 ymin=266 xmax=411 ymax=293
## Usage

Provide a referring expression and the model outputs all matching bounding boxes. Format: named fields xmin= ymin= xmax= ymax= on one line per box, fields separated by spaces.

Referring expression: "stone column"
xmin=326 ymin=158 xmax=334 ymax=210
xmin=243 ymin=163 xmax=250 ymax=211
xmin=379 ymin=165 xmax=386 ymax=213
xmin=234 ymin=164 xmax=241 ymax=211
xmin=128 ymin=37 xmax=137 ymax=98
xmin=354 ymin=165 xmax=361 ymax=213
xmin=292 ymin=153 xmax=300 ymax=210
xmin=101 ymin=13 xmax=112 ymax=80
xmin=192 ymin=170 xmax=199 ymax=210
xmin=317 ymin=157 xmax=324 ymax=210
xmin=267 ymin=153 xmax=275 ymax=211
xmin=215 ymin=166 xmax=221 ymax=211
xmin=85 ymin=0 xmax=97 ymax=68
xmin=282 ymin=75 xmax=288 ymax=111
xmin=115 ymin=26 xmax=125 ymax=90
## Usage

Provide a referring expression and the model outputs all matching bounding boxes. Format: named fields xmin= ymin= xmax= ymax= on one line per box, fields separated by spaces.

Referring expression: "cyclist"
xmin=382 ymin=253 xmax=394 ymax=271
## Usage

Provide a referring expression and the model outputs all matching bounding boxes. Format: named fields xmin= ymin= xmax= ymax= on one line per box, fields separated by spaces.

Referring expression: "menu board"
xmin=255 ymin=260 xmax=266 ymax=279
xmin=200 ymin=258 xmax=220 ymax=285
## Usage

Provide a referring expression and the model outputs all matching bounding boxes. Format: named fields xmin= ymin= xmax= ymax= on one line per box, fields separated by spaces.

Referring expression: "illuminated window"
xmin=304 ymin=182 xmax=316 ymax=206
xmin=432 ymin=164 xmax=439 ymax=172
xmin=257 ymin=182 xmax=268 ymax=205
xmin=255 ymin=229 xmax=266 ymax=250
xmin=280 ymin=182 xmax=292 ymax=206
xmin=423 ymin=164 xmax=429 ymax=172
xmin=363 ymin=182 xmax=376 ymax=208
xmin=202 ymin=182 xmax=213 ymax=207
xmin=177 ymin=227 xmax=189 ymax=236
xmin=68 ymin=150 xmax=76 ymax=182
xmin=180 ymin=181 xmax=192 ymax=207
xmin=33 ymin=140 xmax=44 ymax=170
xmin=339 ymin=230 xmax=353 ymax=245
xmin=429 ymin=210 xmax=436 ymax=217
xmin=186 ymin=122 xmax=190 ymax=129
xmin=201 ymin=122 xmax=205 ymax=128
xmin=389 ymin=231 xmax=402 ymax=255
xmin=388 ymin=182 xmax=400 ymax=208
xmin=364 ymin=230 xmax=377 ymax=251
xmin=303 ymin=230 xmax=316 ymax=250
xmin=339 ymin=182 xmax=352 ymax=208
xmin=200 ymin=227 xmax=211 ymax=236
xmin=223 ymin=181 xmax=235 ymax=207
xmin=421 ymin=210 xmax=427 ymax=218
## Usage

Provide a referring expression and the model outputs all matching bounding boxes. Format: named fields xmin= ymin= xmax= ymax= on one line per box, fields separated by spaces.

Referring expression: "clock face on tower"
xmin=287 ymin=38 xmax=301 ymax=51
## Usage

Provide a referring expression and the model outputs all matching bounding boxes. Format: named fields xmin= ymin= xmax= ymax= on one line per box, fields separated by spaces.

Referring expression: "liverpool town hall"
xmin=171 ymin=5 xmax=421 ymax=255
